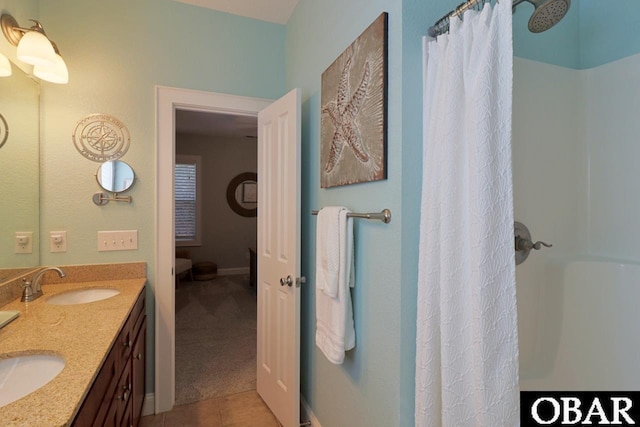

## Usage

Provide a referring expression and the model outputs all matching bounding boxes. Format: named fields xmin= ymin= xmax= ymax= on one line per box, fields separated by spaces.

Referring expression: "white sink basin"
xmin=0 ymin=354 xmax=65 ymax=407
xmin=47 ymin=288 xmax=120 ymax=305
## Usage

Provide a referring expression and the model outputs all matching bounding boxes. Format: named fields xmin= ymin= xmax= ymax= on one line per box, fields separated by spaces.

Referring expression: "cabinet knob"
xmin=135 ymin=353 xmax=142 ymax=360
xmin=119 ymin=383 xmax=131 ymax=402
xmin=123 ymin=340 xmax=132 ymax=348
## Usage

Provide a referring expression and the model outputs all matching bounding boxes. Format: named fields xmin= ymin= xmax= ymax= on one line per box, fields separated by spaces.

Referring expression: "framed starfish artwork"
xmin=320 ymin=12 xmax=388 ymax=188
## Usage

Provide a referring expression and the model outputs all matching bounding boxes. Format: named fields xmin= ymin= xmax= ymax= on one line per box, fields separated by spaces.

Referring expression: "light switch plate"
xmin=98 ymin=230 xmax=138 ymax=251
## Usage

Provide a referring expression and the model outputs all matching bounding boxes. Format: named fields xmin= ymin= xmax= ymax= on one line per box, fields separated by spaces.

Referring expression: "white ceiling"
xmin=174 ymin=0 xmax=299 ymax=24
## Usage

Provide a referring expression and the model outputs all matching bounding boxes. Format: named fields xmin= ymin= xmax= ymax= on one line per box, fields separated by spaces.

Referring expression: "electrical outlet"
xmin=15 ymin=232 xmax=33 ymax=254
xmin=50 ymin=231 xmax=67 ymax=253
xmin=97 ymin=230 xmax=138 ymax=251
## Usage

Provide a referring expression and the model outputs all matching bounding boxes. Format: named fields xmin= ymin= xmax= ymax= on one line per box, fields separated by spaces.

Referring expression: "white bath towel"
xmin=315 ymin=206 xmax=355 ymax=364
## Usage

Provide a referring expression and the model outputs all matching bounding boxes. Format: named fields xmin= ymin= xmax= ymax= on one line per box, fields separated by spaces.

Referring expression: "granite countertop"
xmin=0 ymin=264 xmax=146 ymax=427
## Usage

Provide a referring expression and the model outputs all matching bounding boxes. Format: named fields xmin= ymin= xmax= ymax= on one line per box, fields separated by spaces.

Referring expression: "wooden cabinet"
xmin=73 ymin=289 xmax=146 ymax=427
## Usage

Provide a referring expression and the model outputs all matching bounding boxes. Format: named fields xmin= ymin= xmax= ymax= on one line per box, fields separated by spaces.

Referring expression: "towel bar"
xmin=311 ymin=208 xmax=391 ymax=224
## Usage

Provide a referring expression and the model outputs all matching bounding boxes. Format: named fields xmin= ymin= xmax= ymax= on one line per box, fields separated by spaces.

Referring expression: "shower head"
xmin=513 ymin=0 xmax=571 ymax=33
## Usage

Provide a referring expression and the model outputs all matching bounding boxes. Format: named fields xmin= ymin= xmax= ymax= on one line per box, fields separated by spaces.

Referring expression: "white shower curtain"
xmin=415 ymin=2 xmax=519 ymax=426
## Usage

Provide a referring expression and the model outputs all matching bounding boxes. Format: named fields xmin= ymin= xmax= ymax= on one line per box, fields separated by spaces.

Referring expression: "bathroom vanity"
xmin=72 ymin=288 xmax=146 ymax=427
xmin=0 ymin=263 xmax=147 ymax=427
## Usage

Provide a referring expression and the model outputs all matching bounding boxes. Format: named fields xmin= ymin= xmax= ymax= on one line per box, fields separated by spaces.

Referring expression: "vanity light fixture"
xmin=33 ymin=41 xmax=68 ymax=84
xmin=0 ymin=13 xmax=68 ymax=84
xmin=0 ymin=52 xmax=10 ymax=77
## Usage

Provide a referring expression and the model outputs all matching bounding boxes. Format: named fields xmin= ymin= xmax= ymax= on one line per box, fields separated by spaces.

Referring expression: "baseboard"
xmin=142 ymin=393 xmax=155 ymax=416
xmin=301 ymin=396 xmax=322 ymax=427
xmin=218 ymin=267 xmax=250 ymax=276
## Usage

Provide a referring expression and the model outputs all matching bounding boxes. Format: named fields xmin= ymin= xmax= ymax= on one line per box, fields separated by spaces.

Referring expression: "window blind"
xmin=175 ymin=163 xmax=197 ymax=241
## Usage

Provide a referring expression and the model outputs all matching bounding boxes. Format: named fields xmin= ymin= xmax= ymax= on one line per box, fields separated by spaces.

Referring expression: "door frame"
xmin=155 ymin=86 xmax=272 ymax=413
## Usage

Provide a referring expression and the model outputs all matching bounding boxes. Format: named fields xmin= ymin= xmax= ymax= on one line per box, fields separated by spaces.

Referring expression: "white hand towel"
xmin=316 ymin=206 xmax=342 ymax=297
xmin=315 ymin=206 xmax=355 ymax=364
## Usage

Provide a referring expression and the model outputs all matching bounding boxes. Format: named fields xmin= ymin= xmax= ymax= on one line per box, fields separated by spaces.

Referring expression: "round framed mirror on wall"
xmin=226 ymin=172 xmax=257 ymax=217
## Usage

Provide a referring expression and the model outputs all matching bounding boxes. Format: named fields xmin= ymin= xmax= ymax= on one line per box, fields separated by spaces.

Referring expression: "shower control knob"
xmin=532 ymin=240 xmax=552 ymax=250
xmin=514 ymin=221 xmax=552 ymax=265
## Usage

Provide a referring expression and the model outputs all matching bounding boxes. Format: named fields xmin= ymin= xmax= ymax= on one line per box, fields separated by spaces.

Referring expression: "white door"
xmin=257 ymin=88 xmax=301 ymax=427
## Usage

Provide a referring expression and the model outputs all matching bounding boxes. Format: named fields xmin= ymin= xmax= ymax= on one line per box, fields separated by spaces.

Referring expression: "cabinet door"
xmin=104 ymin=360 xmax=132 ymax=427
xmin=120 ymin=398 xmax=133 ymax=427
xmin=72 ymin=344 xmax=119 ymax=427
xmin=104 ymin=398 xmax=120 ymax=427
xmin=132 ymin=317 xmax=146 ymax=427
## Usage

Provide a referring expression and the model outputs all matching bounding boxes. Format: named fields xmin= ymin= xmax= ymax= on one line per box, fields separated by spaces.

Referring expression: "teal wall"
xmin=286 ymin=0 xmax=405 ymax=425
xmin=512 ymin=0 xmax=580 ymax=69
xmin=512 ymin=0 xmax=640 ymax=69
xmin=4 ymin=0 xmax=638 ymax=424
xmin=32 ymin=0 xmax=285 ymax=393
xmin=399 ymin=0 xmax=425 ymax=424
xmin=287 ymin=0 xmax=640 ymax=425
xmin=578 ymin=0 xmax=640 ymax=69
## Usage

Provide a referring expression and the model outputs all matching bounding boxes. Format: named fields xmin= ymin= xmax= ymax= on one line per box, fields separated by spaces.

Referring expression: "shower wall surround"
xmin=513 ymin=52 xmax=640 ymax=390
xmin=512 ymin=57 xmax=586 ymax=378
xmin=583 ymin=53 xmax=640 ymax=259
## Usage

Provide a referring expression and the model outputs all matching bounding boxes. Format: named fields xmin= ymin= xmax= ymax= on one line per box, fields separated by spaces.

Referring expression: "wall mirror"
xmin=226 ymin=172 xmax=257 ymax=217
xmin=93 ymin=160 xmax=136 ymax=205
xmin=96 ymin=160 xmax=135 ymax=193
xmin=0 ymin=61 xmax=40 ymax=283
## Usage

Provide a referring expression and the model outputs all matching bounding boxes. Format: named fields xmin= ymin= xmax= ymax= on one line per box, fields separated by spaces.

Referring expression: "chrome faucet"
xmin=21 ymin=267 xmax=66 ymax=302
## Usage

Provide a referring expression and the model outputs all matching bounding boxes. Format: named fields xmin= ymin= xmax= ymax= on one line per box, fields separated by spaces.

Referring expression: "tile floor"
xmin=141 ymin=390 xmax=281 ymax=427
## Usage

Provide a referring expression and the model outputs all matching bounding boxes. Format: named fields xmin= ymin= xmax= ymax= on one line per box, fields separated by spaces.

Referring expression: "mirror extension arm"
xmin=92 ymin=192 xmax=132 ymax=206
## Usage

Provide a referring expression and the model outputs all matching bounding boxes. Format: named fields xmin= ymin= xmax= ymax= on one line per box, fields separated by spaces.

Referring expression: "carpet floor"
xmin=175 ymin=274 xmax=257 ymax=406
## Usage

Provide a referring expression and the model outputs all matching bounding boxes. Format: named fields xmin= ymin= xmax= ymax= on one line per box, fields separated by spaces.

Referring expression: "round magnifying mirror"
xmin=96 ymin=160 xmax=135 ymax=193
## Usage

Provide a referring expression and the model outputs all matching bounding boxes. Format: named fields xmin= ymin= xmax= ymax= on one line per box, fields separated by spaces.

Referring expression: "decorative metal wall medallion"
xmin=0 ymin=113 xmax=8 ymax=149
xmin=72 ymin=113 xmax=130 ymax=162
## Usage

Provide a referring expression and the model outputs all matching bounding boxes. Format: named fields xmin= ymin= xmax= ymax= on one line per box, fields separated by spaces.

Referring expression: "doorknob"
xmin=280 ymin=275 xmax=293 ymax=287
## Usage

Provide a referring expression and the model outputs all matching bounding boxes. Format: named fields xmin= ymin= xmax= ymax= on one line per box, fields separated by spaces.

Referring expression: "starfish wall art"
xmin=320 ymin=12 xmax=388 ymax=188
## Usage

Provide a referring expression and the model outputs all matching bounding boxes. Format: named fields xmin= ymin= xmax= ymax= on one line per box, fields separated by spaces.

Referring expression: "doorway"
xmin=155 ymin=86 xmax=271 ymax=413
xmin=174 ymin=109 xmax=258 ymax=405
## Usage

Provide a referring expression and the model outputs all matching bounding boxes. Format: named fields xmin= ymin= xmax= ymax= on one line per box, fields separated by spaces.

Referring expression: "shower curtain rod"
xmin=429 ymin=0 xmax=485 ymax=37
xmin=429 ymin=0 xmax=513 ymax=37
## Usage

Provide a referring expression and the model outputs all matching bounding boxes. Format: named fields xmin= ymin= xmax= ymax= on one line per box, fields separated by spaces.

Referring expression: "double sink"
xmin=0 ymin=287 xmax=120 ymax=408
